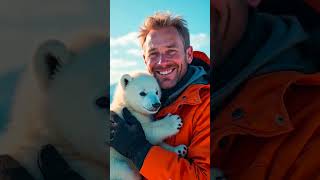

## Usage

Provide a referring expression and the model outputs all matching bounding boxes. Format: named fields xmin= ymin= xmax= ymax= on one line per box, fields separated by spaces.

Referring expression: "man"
xmin=0 ymin=12 xmax=210 ymax=180
xmin=212 ymin=0 xmax=320 ymax=179
xmin=110 ymin=12 xmax=210 ymax=179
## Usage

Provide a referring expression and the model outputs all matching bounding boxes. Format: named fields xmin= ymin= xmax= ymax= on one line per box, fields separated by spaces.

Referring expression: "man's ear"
xmin=186 ymin=46 xmax=193 ymax=64
xmin=120 ymin=74 xmax=133 ymax=89
xmin=32 ymin=40 xmax=72 ymax=90
xmin=248 ymin=0 xmax=261 ymax=7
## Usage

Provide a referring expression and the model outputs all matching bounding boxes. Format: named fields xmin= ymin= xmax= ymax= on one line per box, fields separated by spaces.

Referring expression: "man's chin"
xmin=155 ymin=76 xmax=178 ymax=90
xmin=159 ymin=81 xmax=177 ymax=89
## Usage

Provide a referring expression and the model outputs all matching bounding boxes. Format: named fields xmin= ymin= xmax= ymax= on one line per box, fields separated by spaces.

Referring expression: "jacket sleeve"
xmin=139 ymin=102 xmax=210 ymax=180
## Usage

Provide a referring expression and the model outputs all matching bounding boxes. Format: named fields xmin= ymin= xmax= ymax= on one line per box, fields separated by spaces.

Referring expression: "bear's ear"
xmin=32 ymin=40 xmax=72 ymax=89
xmin=120 ymin=74 xmax=133 ymax=89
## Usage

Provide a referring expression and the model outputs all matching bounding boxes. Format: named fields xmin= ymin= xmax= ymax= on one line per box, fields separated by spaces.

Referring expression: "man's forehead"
xmin=145 ymin=40 xmax=178 ymax=50
xmin=144 ymin=27 xmax=182 ymax=50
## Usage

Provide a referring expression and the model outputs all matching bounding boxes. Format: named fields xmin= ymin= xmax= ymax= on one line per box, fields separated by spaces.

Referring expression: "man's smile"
xmin=156 ymin=68 xmax=176 ymax=76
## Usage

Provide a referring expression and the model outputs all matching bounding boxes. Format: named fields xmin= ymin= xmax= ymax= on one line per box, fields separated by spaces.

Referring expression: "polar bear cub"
xmin=0 ymin=36 xmax=108 ymax=180
xmin=110 ymin=72 xmax=188 ymax=180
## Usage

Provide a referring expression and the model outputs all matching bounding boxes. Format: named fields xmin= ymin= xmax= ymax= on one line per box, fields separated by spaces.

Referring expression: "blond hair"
xmin=138 ymin=12 xmax=190 ymax=49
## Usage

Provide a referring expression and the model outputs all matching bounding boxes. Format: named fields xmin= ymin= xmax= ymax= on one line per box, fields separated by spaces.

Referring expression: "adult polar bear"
xmin=110 ymin=72 xmax=187 ymax=180
xmin=0 ymin=35 xmax=108 ymax=179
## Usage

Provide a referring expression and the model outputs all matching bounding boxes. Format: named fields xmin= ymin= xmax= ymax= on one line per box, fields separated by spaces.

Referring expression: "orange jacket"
xmin=140 ymin=52 xmax=211 ymax=180
xmin=212 ymin=71 xmax=320 ymax=180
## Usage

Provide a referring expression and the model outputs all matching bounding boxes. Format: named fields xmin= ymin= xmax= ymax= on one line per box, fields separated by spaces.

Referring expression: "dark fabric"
xmin=191 ymin=57 xmax=210 ymax=73
xmin=213 ymin=8 xmax=270 ymax=92
xmin=299 ymin=27 xmax=320 ymax=69
xmin=0 ymin=155 xmax=35 ymax=180
xmin=110 ymin=108 xmax=152 ymax=170
xmin=258 ymin=0 xmax=320 ymax=31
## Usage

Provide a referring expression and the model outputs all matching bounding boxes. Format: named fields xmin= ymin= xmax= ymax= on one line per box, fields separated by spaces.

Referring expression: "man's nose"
xmin=157 ymin=54 xmax=169 ymax=65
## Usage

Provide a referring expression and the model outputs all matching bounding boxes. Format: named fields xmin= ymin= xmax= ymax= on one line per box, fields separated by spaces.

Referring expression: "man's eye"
xmin=167 ymin=50 xmax=177 ymax=56
xmin=140 ymin=92 xmax=147 ymax=96
xmin=149 ymin=53 xmax=158 ymax=59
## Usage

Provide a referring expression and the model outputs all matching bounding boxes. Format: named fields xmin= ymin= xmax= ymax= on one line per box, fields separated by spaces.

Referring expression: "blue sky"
xmin=110 ymin=0 xmax=210 ymax=84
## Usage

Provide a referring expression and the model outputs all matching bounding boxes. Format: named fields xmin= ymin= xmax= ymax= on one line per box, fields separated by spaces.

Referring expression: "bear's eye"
xmin=156 ymin=90 xmax=159 ymax=95
xmin=95 ymin=96 xmax=109 ymax=109
xmin=139 ymin=92 xmax=147 ymax=96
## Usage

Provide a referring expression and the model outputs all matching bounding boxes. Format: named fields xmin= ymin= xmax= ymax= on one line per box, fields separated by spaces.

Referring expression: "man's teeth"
xmin=159 ymin=69 xmax=174 ymax=75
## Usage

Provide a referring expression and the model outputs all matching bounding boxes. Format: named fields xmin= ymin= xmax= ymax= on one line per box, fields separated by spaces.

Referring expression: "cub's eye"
xmin=156 ymin=90 xmax=159 ymax=95
xmin=95 ymin=96 xmax=109 ymax=109
xmin=139 ymin=92 xmax=147 ymax=96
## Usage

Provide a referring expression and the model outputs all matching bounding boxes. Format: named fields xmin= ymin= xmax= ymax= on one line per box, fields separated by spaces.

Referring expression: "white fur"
xmin=110 ymin=72 xmax=188 ymax=180
xmin=0 ymin=36 xmax=108 ymax=180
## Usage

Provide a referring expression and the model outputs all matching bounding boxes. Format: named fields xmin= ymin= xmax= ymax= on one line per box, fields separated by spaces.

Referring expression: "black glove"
xmin=0 ymin=144 xmax=85 ymax=180
xmin=110 ymin=108 xmax=153 ymax=170
xmin=38 ymin=144 xmax=86 ymax=180
xmin=0 ymin=155 xmax=35 ymax=180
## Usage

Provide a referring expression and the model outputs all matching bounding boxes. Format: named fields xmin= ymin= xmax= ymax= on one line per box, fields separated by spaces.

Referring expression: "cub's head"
xmin=120 ymin=72 xmax=161 ymax=115
xmin=31 ymin=35 xmax=108 ymax=164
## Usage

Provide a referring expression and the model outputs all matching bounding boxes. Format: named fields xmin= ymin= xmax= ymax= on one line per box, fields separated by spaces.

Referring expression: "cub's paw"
xmin=173 ymin=144 xmax=188 ymax=157
xmin=168 ymin=114 xmax=182 ymax=129
xmin=159 ymin=114 xmax=183 ymax=137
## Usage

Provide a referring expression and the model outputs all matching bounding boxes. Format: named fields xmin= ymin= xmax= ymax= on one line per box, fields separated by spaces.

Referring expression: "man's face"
xmin=212 ymin=0 xmax=260 ymax=66
xmin=143 ymin=27 xmax=193 ymax=89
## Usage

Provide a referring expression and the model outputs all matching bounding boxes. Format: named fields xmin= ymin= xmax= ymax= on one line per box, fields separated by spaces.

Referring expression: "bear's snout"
xmin=152 ymin=102 xmax=161 ymax=109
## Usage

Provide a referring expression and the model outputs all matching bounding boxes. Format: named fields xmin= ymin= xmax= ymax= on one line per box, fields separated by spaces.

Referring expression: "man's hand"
xmin=0 ymin=145 xmax=85 ymax=180
xmin=110 ymin=108 xmax=153 ymax=169
xmin=38 ymin=144 xmax=85 ymax=180
xmin=0 ymin=155 xmax=35 ymax=180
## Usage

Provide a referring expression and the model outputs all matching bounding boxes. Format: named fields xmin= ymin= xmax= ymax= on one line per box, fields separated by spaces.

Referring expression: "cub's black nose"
xmin=152 ymin=102 xmax=161 ymax=109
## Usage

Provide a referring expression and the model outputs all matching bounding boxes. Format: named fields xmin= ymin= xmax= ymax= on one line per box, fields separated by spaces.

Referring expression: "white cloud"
xmin=110 ymin=71 xmax=124 ymax=84
xmin=110 ymin=58 xmax=138 ymax=67
xmin=110 ymin=32 xmax=140 ymax=47
xmin=127 ymin=48 xmax=142 ymax=57
xmin=110 ymin=67 xmax=148 ymax=84
xmin=110 ymin=32 xmax=145 ymax=84
xmin=190 ymin=33 xmax=209 ymax=50
xmin=111 ymin=49 xmax=119 ymax=56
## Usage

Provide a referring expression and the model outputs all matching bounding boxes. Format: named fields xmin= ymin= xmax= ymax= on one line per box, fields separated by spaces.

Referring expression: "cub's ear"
xmin=32 ymin=40 xmax=72 ymax=89
xmin=120 ymin=74 xmax=133 ymax=89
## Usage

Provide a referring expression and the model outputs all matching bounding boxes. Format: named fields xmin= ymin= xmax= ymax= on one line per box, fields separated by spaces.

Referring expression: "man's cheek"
xmin=148 ymin=66 xmax=155 ymax=75
xmin=146 ymin=61 xmax=154 ymax=73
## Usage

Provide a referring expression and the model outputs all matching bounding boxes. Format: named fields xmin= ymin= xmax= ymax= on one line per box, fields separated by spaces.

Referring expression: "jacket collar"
xmin=157 ymin=84 xmax=209 ymax=118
